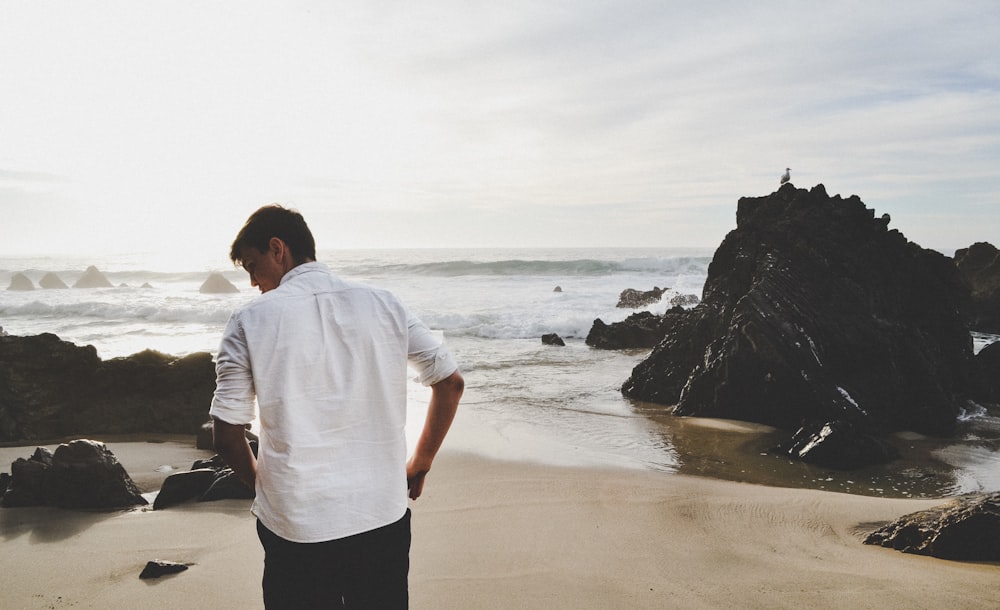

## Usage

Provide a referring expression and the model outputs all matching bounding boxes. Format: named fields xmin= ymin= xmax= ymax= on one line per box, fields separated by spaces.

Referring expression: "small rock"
xmin=139 ymin=560 xmax=190 ymax=579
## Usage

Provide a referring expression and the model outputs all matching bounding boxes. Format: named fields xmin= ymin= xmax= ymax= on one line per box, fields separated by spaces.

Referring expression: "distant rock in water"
xmin=954 ymin=241 xmax=1000 ymax=333
xmin=200 ymin=272 xmax=239 ymax=294
xmin=541 ymin=333 xmax=565 ymax=346
xmin=141 ymin=282 xmax=154 ymax=289
xmin=0 ymin=333 xmax=216 ymax=442
xmin=39 ymin=272 xmax=69 ymax=289
xmin=669 ymin=294 xmax=700 ymax=308
xmin=617 ymin=287 xmax=665 ymax=308
xmin=7 ymin=272 xmax=34 ymax=291
xmin=73 ymin=265 xmax=113 ymax=288
xmin=553 ymin=286 xmax=563 ymax=292
xmin=622 ymin=184 xmax=976 ymax=468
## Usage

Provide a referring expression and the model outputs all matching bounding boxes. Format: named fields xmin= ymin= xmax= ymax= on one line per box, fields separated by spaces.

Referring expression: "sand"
xmin=1 ymin=440 xmax=998 ymax=609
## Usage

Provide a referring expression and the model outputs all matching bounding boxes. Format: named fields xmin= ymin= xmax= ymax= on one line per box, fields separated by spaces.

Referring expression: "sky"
xmin=1 ymin=1 xmax=998 ymax=260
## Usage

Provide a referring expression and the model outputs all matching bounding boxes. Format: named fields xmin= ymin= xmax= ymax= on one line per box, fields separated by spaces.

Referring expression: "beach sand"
xmin=1 ymin=441 xmax=998 ymax=609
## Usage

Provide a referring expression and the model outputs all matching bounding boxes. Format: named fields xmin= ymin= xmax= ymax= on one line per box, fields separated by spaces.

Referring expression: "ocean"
xmin=2 ymin=247 xmax=998 ymax=498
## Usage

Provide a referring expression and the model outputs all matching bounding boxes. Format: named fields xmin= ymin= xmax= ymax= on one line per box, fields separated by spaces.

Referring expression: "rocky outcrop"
xmin=622 ymin=184 xmax=976 ymax=467
xmin=199 ymin=273 xmax=239 ymax=294
xmin=73 ymin=265 xmax=113 ymax=288
xmin=617 ymin=287 xmax=665 ymax=308
xmin=669 ymin=294 xmax=700 ymax=308
xmin=954 ymin=242 xmax=1000 ymax=333
xmin=587 ymin=310 xmax=682 ymax=350
xmin=39 ymin=272 xmax=69 ymax=289
xmin=1 ymin=440 xmax=147 ymax=509
xmin=0 ymin=333 xmax=215 ymax=442
xmin=7 ymin=272 xmax=34 ymax=291
xmin=864 ymin=492 xmax=1000 ymax=561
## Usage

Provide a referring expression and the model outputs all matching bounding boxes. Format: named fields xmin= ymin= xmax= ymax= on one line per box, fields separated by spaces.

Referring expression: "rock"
xmin=864 ymin=492 xmax=1000 ymax=561
xmin=622 ymin=185 xmax=975 ymax=466
xmin=7 ymin=272 xmax=34 ymax=290
xmin=973 ymin=341 xmax=1000 ymax=403
xmin=553 ymin=286 xmax=563 ymax=292
xmin=586 ymin=309 xmax=683 ymax=350
xmin=200 ymin=469 xmax=255 ymax=501
xmin=199 ymin=272 xmax=239 ymax=294
xmin=775 ymin=419 xmax=899 ymax=470
xmin=954 ymin=242 xmax=1000 ymax=333
xmin=0 ymin=333 xmax=216 ymax=442
xmin=616 ymin=287 xmax=665 ymax=308
xmin=139 ymin=560 xmax=190 ymax=579
xmin=39 ymin=272 xmax=69 ymax=289
xmin=141 ymin=282 xmax=154 ymax=289
xmin=541 ymin=333 xmax=565 ymax=346
xmin=2 ymin=440 xmax=146 ymax=509
xmin=73 ymin=265 xmax=113 ymax=288
xmin=153 ymin=469 xmax=219 ymax=510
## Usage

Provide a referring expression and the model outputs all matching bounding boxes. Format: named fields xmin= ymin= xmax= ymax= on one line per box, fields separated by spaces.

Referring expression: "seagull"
xmin=780 ymin=168 xmax=791 ymax=185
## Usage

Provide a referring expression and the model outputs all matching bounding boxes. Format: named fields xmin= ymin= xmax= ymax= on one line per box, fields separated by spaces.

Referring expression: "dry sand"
xmin=1 ymin=440 xmax=998 ymax=609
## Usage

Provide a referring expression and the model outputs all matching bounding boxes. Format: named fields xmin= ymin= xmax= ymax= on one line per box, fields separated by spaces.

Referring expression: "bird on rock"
xmin=780 ymin=168 xmax=791 ymax=185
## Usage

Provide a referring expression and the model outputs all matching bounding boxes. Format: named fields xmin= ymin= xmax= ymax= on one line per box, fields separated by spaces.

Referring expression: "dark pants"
xmin=256 ymin=509 xmax=411 ymax=609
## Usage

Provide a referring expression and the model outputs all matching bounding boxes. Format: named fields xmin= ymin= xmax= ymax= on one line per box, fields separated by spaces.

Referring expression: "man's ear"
xmin=268 ymin=237 xmax=285 ymax=259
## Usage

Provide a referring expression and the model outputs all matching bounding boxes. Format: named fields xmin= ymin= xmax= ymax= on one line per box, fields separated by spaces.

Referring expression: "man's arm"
xmin=213 ymin=418 xmax=258 ymax=489
xmin=406 ymin=370 xmax=464 ymax=500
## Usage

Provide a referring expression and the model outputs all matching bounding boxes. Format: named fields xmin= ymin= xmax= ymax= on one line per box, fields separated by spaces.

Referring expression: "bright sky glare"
xmin=1 ymin=1 xmax=998 ymax=259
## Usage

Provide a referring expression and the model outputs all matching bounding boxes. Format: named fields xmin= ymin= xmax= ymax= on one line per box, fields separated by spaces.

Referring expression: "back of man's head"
xmin=230 ymin=205 xmax=317 ymax=265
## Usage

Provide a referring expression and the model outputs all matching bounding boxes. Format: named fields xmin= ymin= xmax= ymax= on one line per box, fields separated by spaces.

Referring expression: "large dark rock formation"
xmin=954 ymin=242 xmax=1000 ymax=333
xmin=622 ymin=185 xmax=976 ymax=465
xmin=2 ymin=440 xmax=147 ymax=509
xmin=0 ymin=333 xmax=216 ymax=442
xmin=864 ymin=492 xmax=1000 ymax=561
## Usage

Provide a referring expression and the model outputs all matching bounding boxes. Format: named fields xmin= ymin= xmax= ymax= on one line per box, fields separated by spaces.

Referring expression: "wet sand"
xmin=1 ymin=440 xmax=999 ymax=609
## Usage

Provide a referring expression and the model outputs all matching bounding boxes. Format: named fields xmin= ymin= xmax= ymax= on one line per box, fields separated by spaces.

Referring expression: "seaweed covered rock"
xmin=622 ymin=185 xmax=975 ymax=459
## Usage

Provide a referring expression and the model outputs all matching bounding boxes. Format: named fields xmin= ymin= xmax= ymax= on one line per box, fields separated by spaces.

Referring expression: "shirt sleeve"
xmin=209 ymin=312 xmax=257 ymax=425
xmin=406 ymin=308 xmax=459 ymax=386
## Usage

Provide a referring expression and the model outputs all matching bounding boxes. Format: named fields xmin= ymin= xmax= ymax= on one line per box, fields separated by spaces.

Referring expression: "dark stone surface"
xmin=541 ymin=333 xmax=565 ymax=346
xmin=954 ymin=242 xmax=1000 ymax=333
xmin=0 ymin=333 xmax=215 ymax=442
xmin=2 ymin=440 xmax=146 ymax=509
xmin=586 ymin=310 xmax=682 ymax=350
xmin=621 ymin=184 xmax=976 ymax=466
xmin=864 ymin=492 xmax=1000 ymax=561
xmin=616 ymin=287 xmax=665 ymax=308
xmin=973 ymin=341 xmax=1000 ymax=403
xmin=775 ymin=419 xmax=899 ymax=469
xmin=139 ymin=560 xmax=190 ymax=579
xmin=153 ymin=468 xmax=219 ymax=510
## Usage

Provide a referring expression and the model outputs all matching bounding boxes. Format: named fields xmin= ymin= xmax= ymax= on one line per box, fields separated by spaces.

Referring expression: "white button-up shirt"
xmin=210 ymin=262 xmax=458 ymax=542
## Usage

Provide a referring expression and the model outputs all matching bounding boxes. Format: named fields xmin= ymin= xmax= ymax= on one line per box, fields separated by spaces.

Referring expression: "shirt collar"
xmin=279 ymin=261 xmax=330 ymax=286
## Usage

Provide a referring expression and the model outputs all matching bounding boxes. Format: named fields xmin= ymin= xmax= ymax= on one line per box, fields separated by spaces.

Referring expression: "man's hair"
xmin=230 ymin=205 xmax=317 ymax=265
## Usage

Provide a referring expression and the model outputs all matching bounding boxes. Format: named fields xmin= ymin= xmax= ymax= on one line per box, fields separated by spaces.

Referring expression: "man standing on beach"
xmin=210 ymin=205 xmax=464 ymax=609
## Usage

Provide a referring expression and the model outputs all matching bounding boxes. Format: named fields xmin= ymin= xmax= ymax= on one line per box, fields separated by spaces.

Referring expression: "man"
xmin=210 ymin=205 xmax=463 ymax=609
